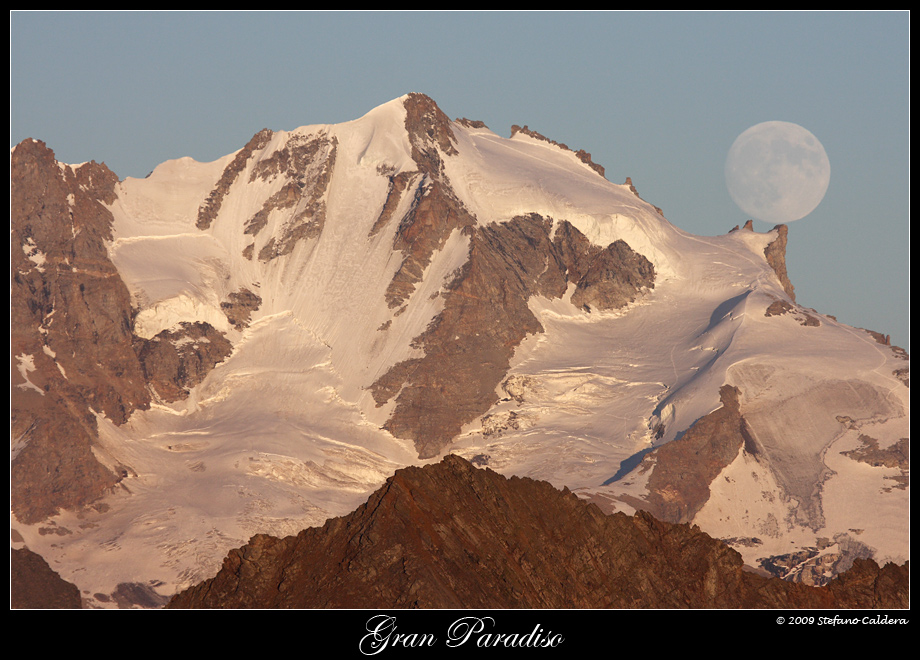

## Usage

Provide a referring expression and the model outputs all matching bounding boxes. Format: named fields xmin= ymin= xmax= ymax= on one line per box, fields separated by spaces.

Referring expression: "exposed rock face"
xmin=861 ymin=327 xmax=892 ymax=346
xmin=368 ymin=169 xmax=421 ymax=238
xmin=384 ymin=177 xmax=477 ymax=309
xmin=624 ymin=176 xmax=664 ymax=216
xmin=734 ymin=220 xmax=795 ymax=302
xmin=374 ymin=215 xmax=556 ymax=456
xmin=10 ymin=388 xmax=122 ymax=525
xmin=168 ymin=455 xmax=908 ymax=609
xmin=11 ymin=139 xmax=234 ymax=524
xmin=383 ymin=94 xmax=477 ymax=310
xmin=842 ymin=435 xmax=909 ymax=470
xmin=11 ymin=139 xmax=151 ymax=523
xmin=245 ymin=132 xmax=338 ymax=262
xmin=197 ymin=128 xmax=273 ymax=230
xmin=367 ymin=97 xmax=657 ymax=458
xmin=841 ymin=435 xmax=909 ymax=493
xmin=456 ymin=117 xmax=488 ymax=129
xmin=764 ymin=224 xmax=796 ymax=301
xmin=10 ymin=547 xmax=82 ymax=609
xmin=373 ymin=214 xmax=655 ymax=458
xmin=765 ymin=296 xmax=821 ymax=326
xmin=368 ymin=97 xmax=655 ymax=458
xmin=135 ymin=322 xmax=233 ymax=401
xmin=220 ymin=287 xmax=263 ymax=330
xmin=636 ymin=385 xmax=751 ymax=524
xmin=765 ymin=299 xmax=794 ymax=316
xmin=569 ymin=239 xmax=657 ymax=312
xmin=405 ymin=92 xmax=459 ymax=167
xmin=11 ymin=139 xmax=150 ymax=423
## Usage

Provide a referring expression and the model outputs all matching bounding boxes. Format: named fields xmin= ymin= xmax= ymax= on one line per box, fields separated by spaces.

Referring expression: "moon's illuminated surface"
xmin=725 ymin=121 xmax=830 ymax=224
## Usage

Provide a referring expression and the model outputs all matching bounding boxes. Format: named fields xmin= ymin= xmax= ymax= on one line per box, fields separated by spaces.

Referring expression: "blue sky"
xmin=11 ymin=10 xmax=909 ymax=351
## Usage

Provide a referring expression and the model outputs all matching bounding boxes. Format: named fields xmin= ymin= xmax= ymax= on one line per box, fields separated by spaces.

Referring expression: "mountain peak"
xmin=402 ymin=92 xmax=459 ymax=173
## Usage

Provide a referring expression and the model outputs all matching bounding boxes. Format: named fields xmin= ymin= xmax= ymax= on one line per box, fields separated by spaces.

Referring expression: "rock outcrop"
xmin=11 ymin=139 xmax=151 ymax=523
xmin=220 ymin=287 xmax=263 ymax=330
xmin=568 ymin=238 xmax=657 ymax=312
xmin=11 ymin=139 xmax=234 ymax=524
xmin=197 ymin=128 xmax=273 ymax=231
xmin=373 ymin=214 xmax=655 ymax=458
xmin=10 ymin=547 xmax=82 ymax=609
xmin=763 ymin=224 xmax=796 ymax=301
xmin=135 ymin=321 xmax=233 ymax=401
xmin=383 ymin=94 xmax=478 ymax=310
xmin=245 ymin=131 xmax=338 ymax=262
xmin=510 ymin=124 xmax=606 ymax=178
xmin=635 ymin=385 xmax=751 ymax=525
xmin=168 ymin=455 xmax=909 ymax=609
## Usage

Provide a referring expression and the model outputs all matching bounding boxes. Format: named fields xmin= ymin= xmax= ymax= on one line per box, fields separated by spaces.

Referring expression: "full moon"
xmin=725 ymin=121 xmax=830 ymax=224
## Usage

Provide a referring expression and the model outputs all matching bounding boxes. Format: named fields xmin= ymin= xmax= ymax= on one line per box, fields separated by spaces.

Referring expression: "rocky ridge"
xmin=372 ymin=213 xmax=655 ymax=458
xmin=168 ymin=455 xmax=909 ymax=609
xmin=10 ymin=139 xmax=237 ymax=523
xmin=11 ymin=139 xmax=149 ymax=523
xmin=510 ymin=124 xmax=606 ymax=178
xmin=628 ymin=385 xmax=751 ymax=525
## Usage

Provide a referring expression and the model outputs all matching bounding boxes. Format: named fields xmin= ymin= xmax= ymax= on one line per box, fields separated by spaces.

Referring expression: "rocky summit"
xmin=10 ymin=94 xmax=908 ymax=607
xmin=168 ymin=455 xmax=908 ymax=609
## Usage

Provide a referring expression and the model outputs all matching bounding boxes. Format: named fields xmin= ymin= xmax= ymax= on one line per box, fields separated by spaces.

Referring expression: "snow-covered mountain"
xmin=11 ymin=94 xmax=908 ymax=607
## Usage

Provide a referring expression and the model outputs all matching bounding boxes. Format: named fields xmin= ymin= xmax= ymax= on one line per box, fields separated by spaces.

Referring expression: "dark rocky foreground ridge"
xmin=168 ymin=455 xmax=908 ymax=609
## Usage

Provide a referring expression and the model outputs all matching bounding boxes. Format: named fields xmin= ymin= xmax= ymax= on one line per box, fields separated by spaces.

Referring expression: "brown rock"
xmin=765 ymin=297 xmax=820 ymax=327
xmin=638 ymin=385 xmax=751 ymax=524
xmin=11 ymin=139 xmax=151 ymax=522
xmin=455 ymin=117 xmax=488 ymax=129
xmin=246 ymin=133 xmax=338 ymax=262
xmin=11 ymin=139 xmax=237 ymax=523
xmin=764 ymin=224 xmax=796 ymax=301
xmin=11 ymin=547 xmax=82 ymax=609
xmin=383 ymin=95 xmax=478 ymax=310
xmin=374 ymin=214 xmax=655 ymax=458
xmin=168 ymin=455 xmax=909 ymax=609
xmin=861 ymin=327 xmax=892 ymax=346
xmin=377 ymin=215 xmax=556 ymax=457
xmin=197 ymin=128 xmax=273 ymax=230
xmin=368 ymin=169 xmax=422 ymax=238
xmin=10 ymin=385 xmax=124 ymax=524
xmin=624 ymin=176 xmax=664 ymax=216
xmin=384 ymin=178 xmax=477 ymax=309
xmin=765 ymin=299 xmax=794 ymax=316
xmin=569 ymin=239 xmax=656 ymax=312
xmin=135 ymin=322 xmax=233 ymax=401
xmin=404 ymin=92 xmax=459 ymax=174
xmin=842 ymin=435 xmax=909 ymax=470
xmin=220 ymin=287 xmax=262 ymax=330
